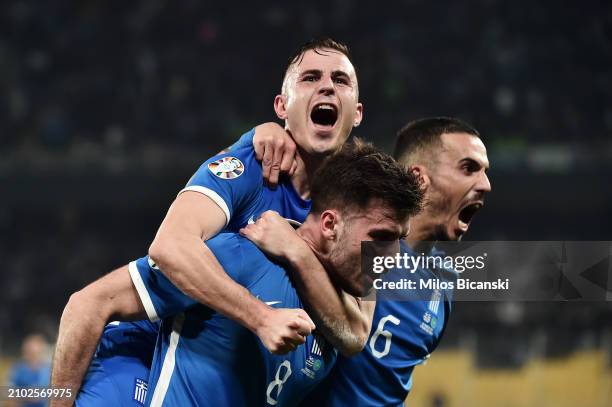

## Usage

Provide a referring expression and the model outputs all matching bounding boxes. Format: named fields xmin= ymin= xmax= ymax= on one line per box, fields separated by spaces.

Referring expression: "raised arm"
xmin=148 ymin=191 xmax=313 ymax=354
xmin=240 ymin=211 xmax=375 ymax=356
xmin=51 ymin=266 xmax=146 ymax=406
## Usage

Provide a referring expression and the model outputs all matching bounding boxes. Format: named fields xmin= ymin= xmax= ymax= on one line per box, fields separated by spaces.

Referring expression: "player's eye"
xmin=303 ymin=75 xmax=317 ymax=82
xmin=333 ymin=77 xmax=349 ymax=85
xmin=370 ymin=231 xmax=398 ymax=241
xmin=461 ymin=162 xmax=479 ymax=174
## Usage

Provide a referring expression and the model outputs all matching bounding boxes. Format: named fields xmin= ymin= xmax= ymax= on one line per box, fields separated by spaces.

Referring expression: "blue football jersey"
xmin=129 ymin=233 xmax=336 ymax=407
xmin=303 ymin=242 xmax=453 ymax=407
xmin=76 ymin=320 xmax=159 ymax=407
xmin=78 ymin=128 xmax=311 ymax=406
xmin=183 ymin=128 xmax=310 ymax=230
xmin=228 ymin=126 xmax=256 ymax=151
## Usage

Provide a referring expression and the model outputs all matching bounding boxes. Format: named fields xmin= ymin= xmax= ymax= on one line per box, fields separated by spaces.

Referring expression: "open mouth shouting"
xmin=310 ymin=102 xmax=338 ymax=132
xmin=457 ymin=201 xmax=484 ymax=234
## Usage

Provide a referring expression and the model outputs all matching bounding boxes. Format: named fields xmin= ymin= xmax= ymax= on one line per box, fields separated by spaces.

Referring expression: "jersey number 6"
xmin=369 ymin=314 xmax=400 ymax=359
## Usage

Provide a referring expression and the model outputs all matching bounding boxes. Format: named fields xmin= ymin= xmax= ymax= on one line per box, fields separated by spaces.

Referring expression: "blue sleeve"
xmin=182 ymin=130 xmax=262 ymax=226
xmin=129 ymin=256 xmax=196 ymax=321
xmin=128 ymin=234 xmax=245 ymax=320
xmin=228 ymin=128 xmax=255 ymax=151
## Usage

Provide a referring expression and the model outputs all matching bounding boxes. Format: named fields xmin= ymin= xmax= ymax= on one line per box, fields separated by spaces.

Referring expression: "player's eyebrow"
xmin=459 ymin=157 xmax=489 ymax=172
xmin=299 ymin=69 xmax=322 ymax=78
xmin=299 ymin=69 xmax=352 ymax=83
xmin=369 ymin=228 xmax=401 ymax=240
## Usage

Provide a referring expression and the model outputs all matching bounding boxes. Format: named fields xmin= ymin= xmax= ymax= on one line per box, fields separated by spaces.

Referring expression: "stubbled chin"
xmin=309 ymin=135 xmax=340 ymax=155
xmin=432 ymin=224 xmax=459 ymax=242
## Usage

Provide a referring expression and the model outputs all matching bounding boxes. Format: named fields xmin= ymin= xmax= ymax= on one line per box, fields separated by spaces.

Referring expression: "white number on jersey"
xmin=266 ymin=360 xmax=292 ymax=405
xmin=369 ymin=314 xmax=401 ymax=359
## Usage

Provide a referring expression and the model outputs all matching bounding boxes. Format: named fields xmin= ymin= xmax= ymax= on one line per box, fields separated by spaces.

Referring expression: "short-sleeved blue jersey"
xmin=129 ymin=233 xmax=336 ymax=407
xmin=183 ymin=129 xmax=310 ymax=230
xmin=78 ymin=128 xmax=311 ymax=405
xmin=303 ymin=242 xmax=454 ymax=407
xmin=228 ymin=126 xmax=257 ymax=151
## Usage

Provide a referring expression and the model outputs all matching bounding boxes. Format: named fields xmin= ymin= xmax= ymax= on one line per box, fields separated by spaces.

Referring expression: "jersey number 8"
xmin=266 ymin=360 xmax=292 ymax=405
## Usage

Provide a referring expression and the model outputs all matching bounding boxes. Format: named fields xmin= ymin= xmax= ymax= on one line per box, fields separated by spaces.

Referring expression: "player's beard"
xmin=431 ymin=224 xmax=452 ymax=242
xmin=327 ymin=226 xmax=367 ymax=297
xmin=426 ymin=183 xmax=455 ymax=242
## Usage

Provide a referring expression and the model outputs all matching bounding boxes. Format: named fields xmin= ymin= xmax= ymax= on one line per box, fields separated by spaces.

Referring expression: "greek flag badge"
xmin=133 ymin=378 xmax=148 ymax=405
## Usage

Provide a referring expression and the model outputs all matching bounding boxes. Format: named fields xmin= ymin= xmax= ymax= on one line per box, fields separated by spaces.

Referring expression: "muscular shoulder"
xmin=182 ymin=145 xmax=263 ymax=225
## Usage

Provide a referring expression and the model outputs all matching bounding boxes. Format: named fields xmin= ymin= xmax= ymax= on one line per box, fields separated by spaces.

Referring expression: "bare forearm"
xmin=287 ymin=248 xmax=374 ymax=356
xmin=51 ymin=266 xmax=146 ymax=406
xmin=50 ymin=292 xmax=106 ymax=406
xmin=150 ymin=236 xmax=270 ymax=333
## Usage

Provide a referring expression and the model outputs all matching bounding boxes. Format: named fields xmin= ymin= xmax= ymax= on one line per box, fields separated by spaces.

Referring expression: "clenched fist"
xmin=256 ymin=307 xmax=316 ymax=354
xmin=240 ymin=210 xmax=308 ymax=263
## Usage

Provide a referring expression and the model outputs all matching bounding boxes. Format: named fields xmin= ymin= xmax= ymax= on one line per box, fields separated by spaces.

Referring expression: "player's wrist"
xmin=253 ymin=122 xmax=283 ymax=146
xmin=246 ymin=300 xmax=274 ymax=334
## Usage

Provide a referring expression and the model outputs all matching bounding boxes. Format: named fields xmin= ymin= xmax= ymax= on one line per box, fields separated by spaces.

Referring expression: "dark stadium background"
xmin=1 ymin=1 xmax=611 ymax=406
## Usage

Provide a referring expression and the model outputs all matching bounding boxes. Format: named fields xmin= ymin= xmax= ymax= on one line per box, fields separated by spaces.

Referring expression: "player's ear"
xmin=320 ymin=210 xmax=339 ymax=241
xmin=410 ymin=165 xmax=430 ymax=192
xmin=274 ymin=95 xmax=288 ymax=120
xmin=353 ymin=102 xmax=363 ymax=127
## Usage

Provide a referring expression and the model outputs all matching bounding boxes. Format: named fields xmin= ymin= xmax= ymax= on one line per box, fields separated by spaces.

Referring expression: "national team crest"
xmin=133 ymin=378 xmax=148 ymax=405
xmin=208 ymin=157 xmax=244 ymax=179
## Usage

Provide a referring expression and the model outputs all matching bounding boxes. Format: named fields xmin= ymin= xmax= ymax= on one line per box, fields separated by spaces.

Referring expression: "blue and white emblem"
xmin=133 ymin=378 xmax=148 ymax=405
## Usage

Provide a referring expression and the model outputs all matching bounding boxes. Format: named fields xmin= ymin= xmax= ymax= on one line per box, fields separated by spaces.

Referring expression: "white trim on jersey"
xmin=150 ymin=313 xmax=185 ymax=407
xmin=179 ymin=186 xmax=231 ymax=226
xmin=128 ymin=261 xmax=160 ymax=322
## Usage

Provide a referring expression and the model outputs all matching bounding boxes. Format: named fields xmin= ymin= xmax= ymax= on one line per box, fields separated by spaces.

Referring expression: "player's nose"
xmin=317 ymin=74 xmax=335 ymax=96
xmin=476 ymin=172 xmax=492 ymax=193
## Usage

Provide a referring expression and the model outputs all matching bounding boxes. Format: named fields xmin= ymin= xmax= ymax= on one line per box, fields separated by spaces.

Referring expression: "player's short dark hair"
xmin=310 ymin=139 xmax=423 ymax=222
xmin=286 ymin=37 xmax=353 ymax=70
xmin=393 ymin=117 xmax=480 ymax=165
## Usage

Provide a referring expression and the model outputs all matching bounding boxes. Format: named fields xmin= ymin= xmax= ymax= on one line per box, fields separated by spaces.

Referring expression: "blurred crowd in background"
xmin=1 ymin=1 xmax=610 ymax=159
xmin=1 ymin=0 xmax=611 ymax=388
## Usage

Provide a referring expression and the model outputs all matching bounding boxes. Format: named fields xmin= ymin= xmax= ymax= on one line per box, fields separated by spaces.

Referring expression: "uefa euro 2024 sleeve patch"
xmin=208 ymin=157 xmax=244 ymax=179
